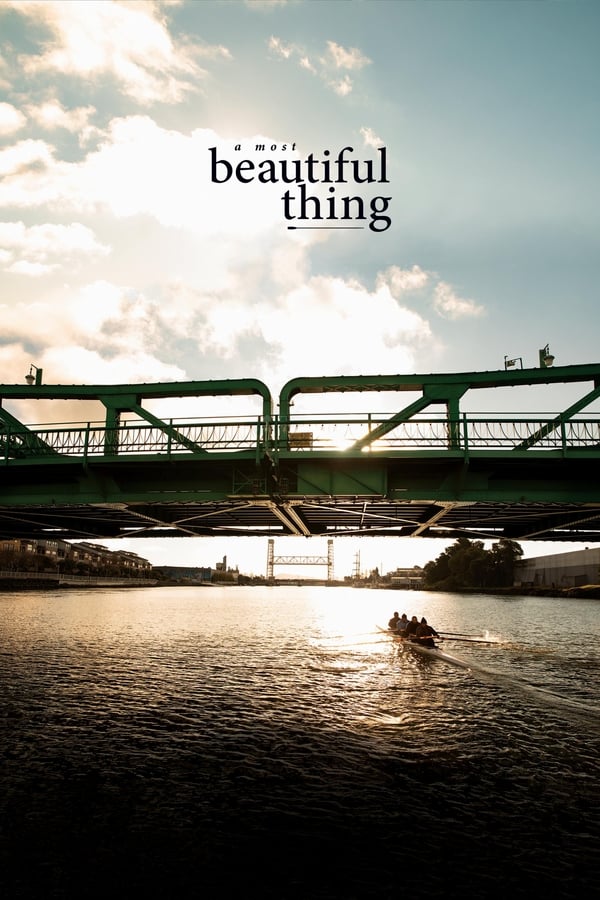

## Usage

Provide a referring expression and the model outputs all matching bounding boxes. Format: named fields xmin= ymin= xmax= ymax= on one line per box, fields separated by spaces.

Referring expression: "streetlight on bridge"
xmin=25 ymin=364 xmax=43 ymax=385
xmin=538 ymin=345 xmax=555 ymax=368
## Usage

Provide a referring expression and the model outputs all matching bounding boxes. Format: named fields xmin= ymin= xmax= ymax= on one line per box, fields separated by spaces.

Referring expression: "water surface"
xmin=1 ymin=585 xmax=598 ymax=898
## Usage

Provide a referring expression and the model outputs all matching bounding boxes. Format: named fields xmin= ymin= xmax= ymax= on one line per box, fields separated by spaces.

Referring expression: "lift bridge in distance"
xmin=1 ymin=362 xmax=600 ymax=545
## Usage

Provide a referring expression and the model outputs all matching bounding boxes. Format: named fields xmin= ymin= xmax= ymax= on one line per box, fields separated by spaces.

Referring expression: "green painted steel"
xmin=1 ymin=367 xmax=600 ymax=542
xmin=277 ymin=363 xmax=600 ymax=451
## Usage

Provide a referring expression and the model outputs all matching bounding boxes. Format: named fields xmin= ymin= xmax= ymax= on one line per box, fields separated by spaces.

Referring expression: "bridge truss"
xmin=1 ymin=364 xmax=600 ymax=544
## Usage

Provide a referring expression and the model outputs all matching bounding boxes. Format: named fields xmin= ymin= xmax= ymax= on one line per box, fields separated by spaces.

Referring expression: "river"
xmin=1 ymin=585 xmax=598 ymax=898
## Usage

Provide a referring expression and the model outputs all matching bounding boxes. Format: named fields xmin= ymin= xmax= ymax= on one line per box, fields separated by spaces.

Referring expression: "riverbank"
xmin=433 ymin=584 xmax=600 ymax=600
xmin=2 ymin=572 xmax=599 ymax=599
xmin=0 ymin=571 xmax=157 ymax=590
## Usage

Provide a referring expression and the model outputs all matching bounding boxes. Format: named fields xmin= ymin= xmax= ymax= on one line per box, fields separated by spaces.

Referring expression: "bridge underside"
xmin=1 ymin=454 xmax=600 ymax=542
xmin=1 ymin=498 xmax=600 ymax=543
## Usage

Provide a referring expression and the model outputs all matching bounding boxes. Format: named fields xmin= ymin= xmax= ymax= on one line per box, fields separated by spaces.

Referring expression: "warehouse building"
xmin=514 ymin=547 xmax=600 ymax=589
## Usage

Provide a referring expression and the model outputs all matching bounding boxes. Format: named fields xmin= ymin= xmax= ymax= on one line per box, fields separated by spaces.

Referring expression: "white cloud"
xmin=0 ymin=139 xmax=55 ymax=177
xmin=0 ymin=221 xmax=109 ymax=275
xmin=0 ymin=335 xmax=187 ymax=425
xmin=26 ymin=100 xmax=95 ymax=135
xmin=0 ymin=255 xmax=435 ymax=411
xmin=324 ymin=41 xmax=370 ymax=71
xmin=299 ymin=56 xmax=316 ymax=74
xmin=4 ymin=0 xmax=229 ymax=104
xmin=0 ymin=277 xmax=187 ymax=414
xmin=360 ymin=127 xmax=384 ymax=149
xmin=6 ymin=260 xmax=57 ymax=277
xmin=0 ymin=284 xmax=114 ymax=349
xmin=44 ymin=344 xmax=186 ymax=385
xmin=329 ymin=76 xmax=353 ymax=97
xmin=0 ymin=102 xmax=26 ymax=135
xmin=247 ymin=0 xmax=289 ymax=9
xmin=0 ymin=119 xmax=310 ymax=243
xmin=378 ymin=265 xmax=429 ymax=296
xmin=268 ymin=36 xmax=295 ymax=59
xmin=433 ymin=281 xmax=484 ymax=319
xmin=268 ymin=35 xmax=370 ymax=96
xmin=247 ymin=275 xmax=431 ymax=391
xmin=377 ymin=267 xmax=483 ymax=321
xmin=0 ymin=112 xmax=443 ymax=403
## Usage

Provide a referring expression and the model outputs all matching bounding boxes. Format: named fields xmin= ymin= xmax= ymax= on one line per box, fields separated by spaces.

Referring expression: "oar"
xmin=438 ymin=636 xmax=500 ymax=645
xmin=438 ymin=631 xmax=484 ymax=638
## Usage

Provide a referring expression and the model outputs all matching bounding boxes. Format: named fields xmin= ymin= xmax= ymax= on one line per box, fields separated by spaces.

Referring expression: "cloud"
xmin=0 ymin=109 xmax=470 ymax=400
xmin=329 ymin=76 xmax=353 ymax=98
xmin=433 ymin=281 xmax=484 ymax=319
xmin=0 ymin=335 xmax=186 ymax=425
xmin=3 ymin=0 xmax=229 ymax=104
xmin=299 ymin=56 xmax=316 ymax=74
xmin=26 ymin=100 xmax=96 ymax=135
xmin=242 ymin=274 xmax=432 ymax=392
xmin=0 ymin=102 xmax=26 ymax=135
xmin=268 ymin=36 xmax=295 ymax=59
xmin=377 ymin=266 xmax=483 ymax=322
xmin=0 ymin=113 xmax=448 ymax=404
xmin=323 ymin=40 xmax=370 ymax=71
xmin=378 ymin=265 xmax=429 ymax=296
xmin=0 ymin=138 xmax=56 ymax=178
xmin=0 ymin=119 xmax=299 ymax=238
xmin=0 ymin=221 xmax=110 ymax=276
xmin=0 ymin=256 xmax=434 ymax=413
xmin=0 ymin=278 xmax=187 ymax=420
xmin=43 ymin=344 xmax=186 ymax=385
xmin=268 ymin=34 xmax=371 ymax=95
xmin=246 ymin=0 xmax=290 ymax=9
xmin=360 ymin=127 xmax=384 ymax=149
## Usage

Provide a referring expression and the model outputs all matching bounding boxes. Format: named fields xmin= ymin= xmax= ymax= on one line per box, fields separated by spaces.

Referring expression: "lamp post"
xmin=538 ymin=344 xmax=555 ymax=368
xmin=25 ymin=364 xmax=43 ymax=385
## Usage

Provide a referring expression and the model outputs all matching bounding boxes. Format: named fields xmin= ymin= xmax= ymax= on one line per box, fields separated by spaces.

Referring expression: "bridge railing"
xmin=280 ymin=415 xmax=600 ymax=452
xmin=0 ymin=417 xmax=268 ymax=460
xmin=1 ymin=414 xmax=600 ymax=461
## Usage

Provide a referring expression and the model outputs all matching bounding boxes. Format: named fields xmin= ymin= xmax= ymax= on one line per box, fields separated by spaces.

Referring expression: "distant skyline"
xmin=1 ymin=1 xmax=598 ymax=574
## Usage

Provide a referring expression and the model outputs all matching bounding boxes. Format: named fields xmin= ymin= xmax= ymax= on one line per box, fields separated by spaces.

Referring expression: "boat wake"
xmin=379 ymin=625 xmax=600 ymax=723
xmin=452 ymin=655 xmax=600 ymax=722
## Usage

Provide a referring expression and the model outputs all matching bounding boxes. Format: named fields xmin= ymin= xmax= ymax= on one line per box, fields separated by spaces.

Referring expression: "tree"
xmin=423 ymin=538 xmax=523 ymax=590
xmin=488 ymin=539 xmax=523 ymax=587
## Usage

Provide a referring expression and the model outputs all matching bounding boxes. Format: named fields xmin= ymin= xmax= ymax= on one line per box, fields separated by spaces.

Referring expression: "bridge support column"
xmin=267 ymin=538 xmax=275 ymax=581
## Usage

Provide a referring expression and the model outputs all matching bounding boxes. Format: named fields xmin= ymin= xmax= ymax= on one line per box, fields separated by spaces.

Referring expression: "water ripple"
xmin=1 ymin=586 xmax=599 ymax=898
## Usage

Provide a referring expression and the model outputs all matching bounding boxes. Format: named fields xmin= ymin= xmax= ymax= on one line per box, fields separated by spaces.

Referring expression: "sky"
xmin=0 ymin=0 xmax=599 ymax=578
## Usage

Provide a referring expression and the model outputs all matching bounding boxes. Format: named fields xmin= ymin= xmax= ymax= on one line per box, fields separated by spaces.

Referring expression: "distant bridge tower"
xmin=267 ymin=538 xmax=334 ymax=581
xmin=352 ymin=550 xmax=361 ymax=581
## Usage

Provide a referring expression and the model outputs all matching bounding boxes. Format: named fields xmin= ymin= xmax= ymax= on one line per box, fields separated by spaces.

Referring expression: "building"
xmin=388 ymin=566 xmax=424 ymax=589
xmin=0 ymin=537 xmax=152 ymax=577
xmin=514 ymin=547 xmax=600 ymax=589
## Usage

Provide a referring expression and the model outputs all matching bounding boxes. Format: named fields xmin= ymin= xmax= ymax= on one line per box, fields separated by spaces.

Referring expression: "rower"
xmin=415 ymin=617 xmax=439 ymax=648
xmin=404 ymin=615 xmax=419 ymax=641
xmin=397 ymin=613 xmax=409 ymax=636
xmin=388 ymin=611 xmax=401 ymax=631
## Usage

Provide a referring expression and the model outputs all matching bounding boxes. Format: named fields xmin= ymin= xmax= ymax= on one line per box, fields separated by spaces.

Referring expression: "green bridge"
xmin=1 ymin=363 xmax=600 ymax=543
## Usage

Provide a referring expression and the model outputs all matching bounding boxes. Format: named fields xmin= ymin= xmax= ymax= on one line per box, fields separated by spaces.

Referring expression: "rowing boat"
xmin=377 ymin=626 xmax=471 ymax=669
